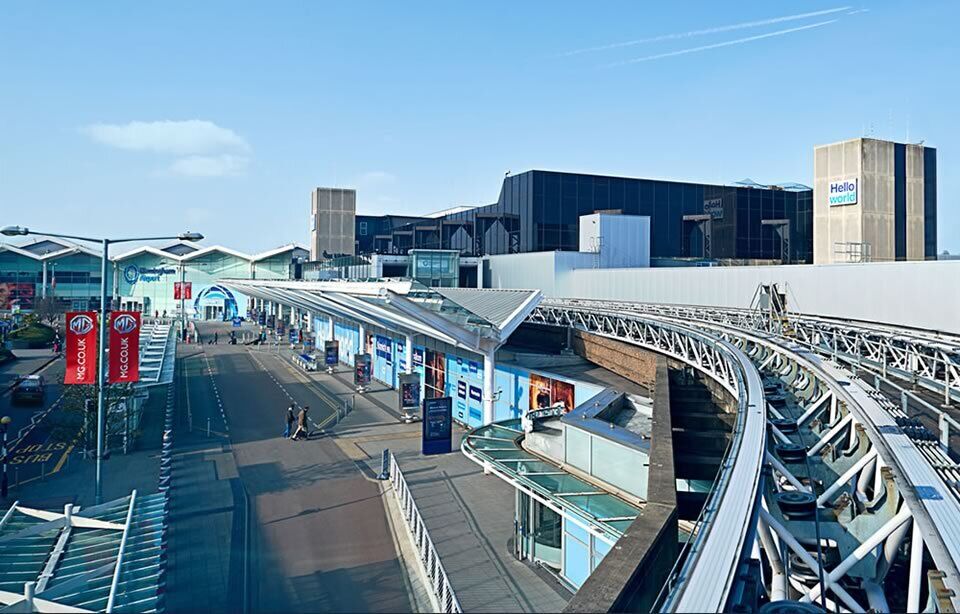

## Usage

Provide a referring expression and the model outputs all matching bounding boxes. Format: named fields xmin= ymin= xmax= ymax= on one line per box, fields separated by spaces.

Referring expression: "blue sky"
xmin=1 ymin=1 xmax=957 ymax=253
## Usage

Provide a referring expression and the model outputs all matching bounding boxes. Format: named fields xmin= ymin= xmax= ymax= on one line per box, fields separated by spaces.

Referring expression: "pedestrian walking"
xmin=214 ymin=331 xmax=219 ymax=345
xmin=284 ymin=405 xmax=296 ymax=439
xmin=292 ymin=406 xmax=309 ymax=440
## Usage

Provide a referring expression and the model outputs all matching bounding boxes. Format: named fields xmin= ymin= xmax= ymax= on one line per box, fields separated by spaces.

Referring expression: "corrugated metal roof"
xmin=435 ymin=288 xmax=539 ymax=332
xmin=0 ymin=491 xmax=166 ymax=613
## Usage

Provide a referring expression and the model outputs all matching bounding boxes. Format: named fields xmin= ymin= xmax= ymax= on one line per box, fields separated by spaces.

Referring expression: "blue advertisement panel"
xmin=334 ymin=322 xmax=360 ymax=365
xmin=422 ymin=396 xmax=453 ymax=455
xmin=374 ymin=335 xmax=393 ymax=386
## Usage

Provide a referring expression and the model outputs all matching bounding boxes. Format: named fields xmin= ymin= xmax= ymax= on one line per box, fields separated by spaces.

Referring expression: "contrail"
xmin=608 ymin=19 xmax=838 ymax=66
xmin=559 ymin=6 xmax=850 ymax=57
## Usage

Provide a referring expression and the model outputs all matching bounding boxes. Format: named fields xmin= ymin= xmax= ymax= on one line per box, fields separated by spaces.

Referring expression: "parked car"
xmin=12 ymin=375 xmax=45 ymax=404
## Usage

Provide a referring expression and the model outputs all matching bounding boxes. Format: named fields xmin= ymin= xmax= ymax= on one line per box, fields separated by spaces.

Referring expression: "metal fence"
xmin=388 ymin=453 xmax=462 ymax=614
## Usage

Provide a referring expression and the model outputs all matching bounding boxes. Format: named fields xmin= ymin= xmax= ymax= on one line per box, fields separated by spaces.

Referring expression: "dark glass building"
xmin=359 ymin=170 xmax=814 ymax=263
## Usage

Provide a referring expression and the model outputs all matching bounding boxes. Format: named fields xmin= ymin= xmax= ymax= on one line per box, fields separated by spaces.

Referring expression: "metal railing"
xmin=387 ymin=452 xmax=462 ymax=614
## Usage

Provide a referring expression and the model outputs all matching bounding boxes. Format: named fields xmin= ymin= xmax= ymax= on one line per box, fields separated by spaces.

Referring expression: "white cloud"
xmin=168 ymin=155 xmax=249 ymax=177
xmin=81 ymin=119 xmax=251 ymax=155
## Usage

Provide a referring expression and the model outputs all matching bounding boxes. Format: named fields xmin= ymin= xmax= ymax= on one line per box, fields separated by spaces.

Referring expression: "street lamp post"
xmin=1 ymin=415 xmax=10 ymax=498
xmin=1 ymin=225 xmax=202 ymax=503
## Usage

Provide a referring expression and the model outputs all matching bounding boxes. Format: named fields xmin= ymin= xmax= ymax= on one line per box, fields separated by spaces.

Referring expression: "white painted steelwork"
xmin=528 ymin=302 xmax=766 ymax=613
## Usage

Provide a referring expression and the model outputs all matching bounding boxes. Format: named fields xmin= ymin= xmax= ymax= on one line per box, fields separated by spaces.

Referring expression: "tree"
xmin=51 ymin=382 xmax=138 ymax=457
xmin=32 ymin=296 xmax=64 ymax=327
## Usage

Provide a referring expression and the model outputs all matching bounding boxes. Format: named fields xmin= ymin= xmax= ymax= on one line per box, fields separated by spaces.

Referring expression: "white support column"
xmin=359 ymin=323 xmax=366 ymax=353
xmin=289 ymin=306 xmax=296 ymax=326
xmin=405 ymin=334 xmax=413 ymax=374
xmin=482 ymin=348 xmax=496 ymax=425
xmin=907 ymin=519 xmax=924 ymax=613
xmin=306 ymin=312 xmax=313 ymax=333
xmin=328 ymin=315 xmax=335 ymax=341
xmin=41 ymin=261 xmax=48 ymax=299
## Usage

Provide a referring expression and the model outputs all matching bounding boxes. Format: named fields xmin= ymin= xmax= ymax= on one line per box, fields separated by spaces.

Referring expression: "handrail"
xmin=388 ymin=453 xmax=462 ymax=613
xmin=105 ymin=489 xmax=138 ymax=613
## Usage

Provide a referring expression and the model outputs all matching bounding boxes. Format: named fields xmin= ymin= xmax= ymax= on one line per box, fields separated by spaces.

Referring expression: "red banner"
xmin=65 ymin=311 xmax=97 ymax=385
xmin=173 ymin=282 xmax=192 ymax=300
xmin=109 ymin=311 xmax=141 ymax=383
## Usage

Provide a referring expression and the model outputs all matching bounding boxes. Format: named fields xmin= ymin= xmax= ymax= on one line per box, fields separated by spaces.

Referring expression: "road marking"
xmin=333 ymin=438 xmax=370 ymax=461
xmin=52 ymin=441 xmax=75 ymax=473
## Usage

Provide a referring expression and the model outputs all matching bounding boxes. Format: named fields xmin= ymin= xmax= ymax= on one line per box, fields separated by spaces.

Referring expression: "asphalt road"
xmin=191 ymin=321 xmax=414 ymax=613
xmin=0 ymin=354 xmax=72 ymax=490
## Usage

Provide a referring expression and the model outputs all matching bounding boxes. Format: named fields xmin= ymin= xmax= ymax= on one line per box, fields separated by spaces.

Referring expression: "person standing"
xmin=214 ymin=331 xmax=219 ymax=345
xmin=284 ymin=405 xmax=296 ymax=439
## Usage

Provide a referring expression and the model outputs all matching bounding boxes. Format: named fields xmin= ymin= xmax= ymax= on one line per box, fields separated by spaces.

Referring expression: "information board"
xmin=324 ymin=340 xmax=339 ymax=366
xmin=399 ymin=372 xmax=422 ymax=415
xmin=422 ymin=396 xmax=453 ymax=455
xmin=354 ymin=353 xmax=371 ymax=387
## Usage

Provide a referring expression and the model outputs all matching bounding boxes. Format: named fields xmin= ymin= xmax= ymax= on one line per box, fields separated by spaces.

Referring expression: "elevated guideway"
xmin=536 ymin=297 xmax=960 ymax=612
xmin=528 ymin=301 xmax=766 ymax=613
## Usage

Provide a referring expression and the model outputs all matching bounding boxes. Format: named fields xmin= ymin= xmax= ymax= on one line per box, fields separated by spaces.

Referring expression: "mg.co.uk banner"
xmin=109 ymin=311 xmax=141 ymax=383
xmin=65 ymin=311 xmax=97 ymax=385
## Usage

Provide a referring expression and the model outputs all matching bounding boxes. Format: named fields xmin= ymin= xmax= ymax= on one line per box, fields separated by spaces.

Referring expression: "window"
xmin=359 ymin=221 xmax=368 ymax=236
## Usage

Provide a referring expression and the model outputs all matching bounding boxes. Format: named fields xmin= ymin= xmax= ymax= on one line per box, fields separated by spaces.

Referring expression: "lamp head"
xmin=1 ymin=226 xmax=29 ymax=237
xmin=178 ymin=232 xmax=204 ymax=242
xmin=1 ymin=416 xmax=11 ymax=426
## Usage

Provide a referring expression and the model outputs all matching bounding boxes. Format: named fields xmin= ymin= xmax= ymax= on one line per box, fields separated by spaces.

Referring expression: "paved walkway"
xmin=196 ymin=325 xmax=415 ymax=613
xmin=269 ymin=342 xmax=572 ymax=612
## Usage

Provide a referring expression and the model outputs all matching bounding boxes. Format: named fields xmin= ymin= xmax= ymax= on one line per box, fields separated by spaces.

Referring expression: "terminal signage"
xmin=704 ymin=198 xmax=724 ymax=220
xmin=108 ymin=311 xmax=141 ymax=384
xmin=65 ymin=311 xmax=98 ymax=385
xmin=324 ymin=340 xmax=339 ymax=366
xmin=422 ymin=396 xmax=453 ymax=455
xmin=828 ymin=178 xmax=858 ymax=206
xmin=354 ymin=353 xmax=372 ymax=387
xmin=289 ymin=328 xmax=299 ymax=343
xmin=124 ymin=265 xmax=176 ymax=284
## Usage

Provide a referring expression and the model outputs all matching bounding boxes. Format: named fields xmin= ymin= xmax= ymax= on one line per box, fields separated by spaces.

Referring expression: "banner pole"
xmin=95 ymin=238 xmax=110 ymax=505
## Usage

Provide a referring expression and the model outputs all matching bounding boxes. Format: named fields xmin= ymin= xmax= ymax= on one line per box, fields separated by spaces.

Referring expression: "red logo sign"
xmin=109 ymin=311 xmax=140 ymax=383
xmin=65 ymin=311 xmax=97 ymax=385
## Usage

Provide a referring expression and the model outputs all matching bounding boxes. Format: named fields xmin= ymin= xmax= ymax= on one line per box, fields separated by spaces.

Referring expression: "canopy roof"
xmin=462 ymin=420 xmax=641 ymax=539
xmin=221 ymin=279 xmax=542 ymax=353
xmin=0 ymin=491 xmax=166 ymax=613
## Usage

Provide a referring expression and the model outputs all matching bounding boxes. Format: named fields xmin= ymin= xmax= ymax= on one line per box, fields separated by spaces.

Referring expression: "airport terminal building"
xmin=0 ymin=238 xmax=307 ymax=319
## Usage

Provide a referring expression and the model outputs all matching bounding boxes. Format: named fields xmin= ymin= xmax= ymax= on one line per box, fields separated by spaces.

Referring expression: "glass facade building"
xmin=0 ymin=239 xmax=307 ymax=318
xmin=0 ymin=244 xmax=105 ymax=312
xmin=361 ymin=171 xmax=813 ymax=263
